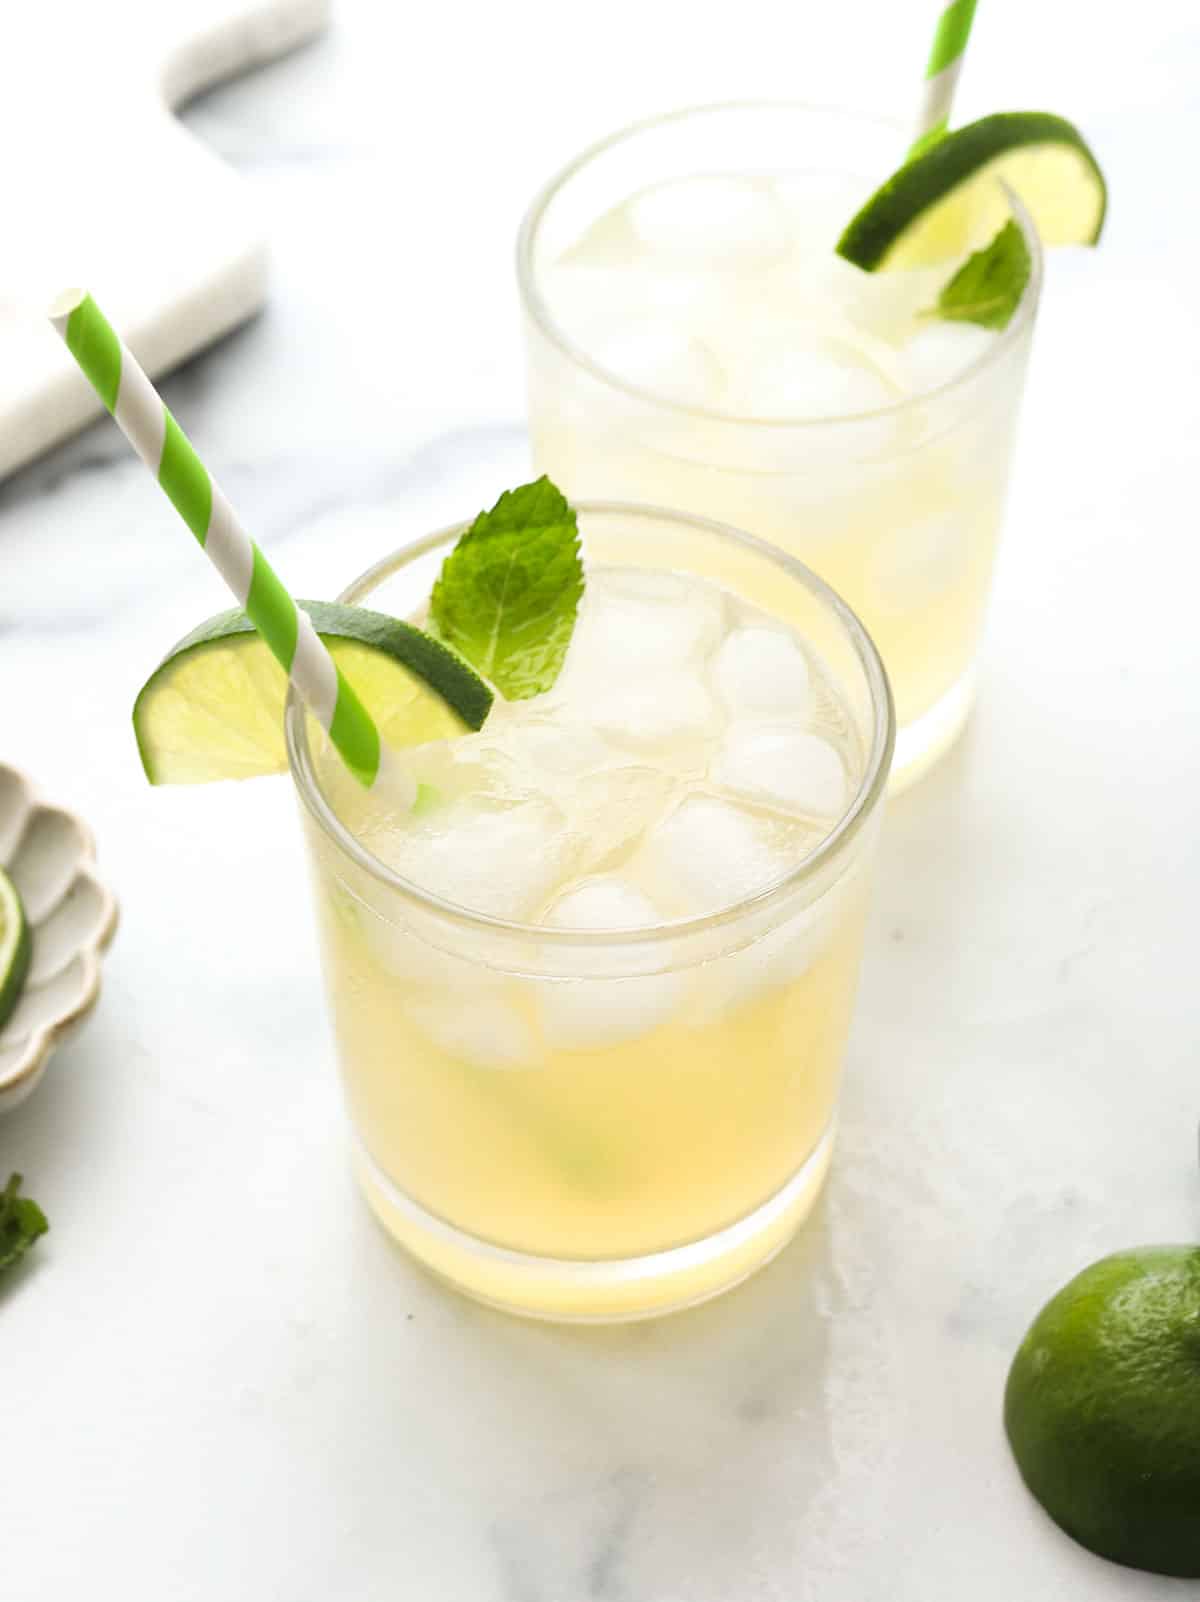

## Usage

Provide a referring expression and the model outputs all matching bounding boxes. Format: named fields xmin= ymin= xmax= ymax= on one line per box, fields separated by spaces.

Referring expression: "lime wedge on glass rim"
xmin=133 ymin=601 xmax=494 ymax=784
xmin=0 ymin=867 xmax=32 ymax=1031
xmin=837 ymin=111 xmax=1107 ymax=270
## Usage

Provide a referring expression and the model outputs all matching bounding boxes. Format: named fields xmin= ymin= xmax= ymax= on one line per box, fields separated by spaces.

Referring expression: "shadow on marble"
xmin=342 ymin=1164 xmax=907 ymax=1602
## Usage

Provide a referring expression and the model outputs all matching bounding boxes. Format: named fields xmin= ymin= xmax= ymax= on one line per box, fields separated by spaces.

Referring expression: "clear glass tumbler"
xmin=287 ymin=504 xmax=893 ymax=1321
xmin=518 ymin=103 xmax=1043 ymax=788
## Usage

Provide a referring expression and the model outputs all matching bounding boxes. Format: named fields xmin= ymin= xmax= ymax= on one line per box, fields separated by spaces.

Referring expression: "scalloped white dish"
xmin=0 ymin=763 xmax=118 ymax=1112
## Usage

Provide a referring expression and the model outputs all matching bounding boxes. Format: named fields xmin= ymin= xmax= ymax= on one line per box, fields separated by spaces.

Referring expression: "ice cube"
xmin=405 ymin=991 xmax=538 ymax=1069
xmin=569 ymin=764 xmax=679 ymax=870
xmin=867 ymin=510 xmax=971 ymax=613
xmin=354 ymin=909 xmax=507 ymax=992
xmin=628 ymin=177 xmax=792 ymax=270
xmin=387 ymin=735 xmax=531 ymax=811
xmin=903 ymin=321 xmax=995 ymax=395
xmin=692 ymin=901 xmax=827 ymax=1023
xmin=375 ymin=798 xmax=576 ymax=921
xmin=599 ymin=566 xmax=724 ymax=613
xmin=560 ymin=572 xmax=726 ymax=683
xmin=555 ymin=203 xmax=638 ymax=268
xmin=537 ymin=878 xmax=684 ymax=1049
xmin=728 ymin=331 xmax=900 ymax=420
xmin=539 ymin=972 xmax=684 ymax=1052
xmin=545 ymin=877 xmax=662 ymax=932
xmin=803 ymin=258 xmax=948 ymax=346
xmin=845 ymin=265 xmax=956 ymax=343
xmin=770 ymin=174 xmax=868 ymax=251
xmin=580 ymin=321 xmax=726 ymax=408
xmin=712 ymin=627 xmax=812 ymax=721
xmin=544 ymin=260 xmax=722 ymax=339
xmin=474 ymin=713 xmax=613 ymax=780
xmin=712 ymin=727 xmax=846 ymax=819
xmin=640 ymin=795 xmax=794 ymax=916
xmin=581 ymin=675 xmax=718 ymax=752
xmin=797 ymin=249 xmax=899 ymax=320
xmin=481 ymin=699 xmax=682 ymax=870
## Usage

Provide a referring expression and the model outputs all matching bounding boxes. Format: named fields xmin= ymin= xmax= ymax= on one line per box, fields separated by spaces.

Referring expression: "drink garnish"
xmin=835 ymin=111 xmax=1106 ymax=272
xmin=0 ymin=1173 xmax=48 ymax=1275
xmin=131 ymin=477 xmax=583 ymax=784
xmin=923 ymin=217 xmax=1031 ymax=331
xmin=430 ymin=476 xmax=584 ymax=700
xmin=132 ymin=602 xmax=493 ymax=784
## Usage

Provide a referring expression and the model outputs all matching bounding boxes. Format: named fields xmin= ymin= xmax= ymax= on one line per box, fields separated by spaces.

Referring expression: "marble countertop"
xmin=3 ymin=3 xmax=1199 ymax=1598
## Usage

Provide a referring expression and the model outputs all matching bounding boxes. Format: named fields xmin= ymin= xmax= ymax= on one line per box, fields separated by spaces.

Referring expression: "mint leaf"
xmin=928 ymin=219 xmax=1031 ymax=331
xmin=430 ymin=477 xmax=583 ymax=701
xmin=0 ymin=1173 xmax=48 ymax=1274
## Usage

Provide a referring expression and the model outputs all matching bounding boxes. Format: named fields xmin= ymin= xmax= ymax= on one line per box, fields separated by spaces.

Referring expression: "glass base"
xmin=352 ymin=1124 xmax=836 ymax=1323
xmin=889 ymin=667 xmax=977 ymax=794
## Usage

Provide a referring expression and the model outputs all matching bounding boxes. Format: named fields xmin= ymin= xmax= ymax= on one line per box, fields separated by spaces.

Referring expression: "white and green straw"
xmin=908 ymin=0 xmax=979 ymax=159
xmin=50 ymin=289 xmax=393 ymax=792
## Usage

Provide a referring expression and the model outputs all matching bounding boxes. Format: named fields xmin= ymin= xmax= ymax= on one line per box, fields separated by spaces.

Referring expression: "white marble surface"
xmin=2 ymin=3 xmax=1199 ymax=1598
xmin=0 ymin=0 xmax=329 ymax=478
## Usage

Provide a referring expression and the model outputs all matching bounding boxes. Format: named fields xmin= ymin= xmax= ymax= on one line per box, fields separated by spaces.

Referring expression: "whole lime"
xmin=1005 ymin=1246 xmax=1200 ymax=1578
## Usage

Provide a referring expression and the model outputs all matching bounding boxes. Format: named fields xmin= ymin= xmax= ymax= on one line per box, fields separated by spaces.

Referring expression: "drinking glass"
xmin=287 ymin=504 xmax=893 ymax=1320
xmin=518 ymin=103 xmax=1042 ymax=787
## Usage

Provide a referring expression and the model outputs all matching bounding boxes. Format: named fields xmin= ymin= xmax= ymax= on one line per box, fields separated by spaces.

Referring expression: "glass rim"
xmin=515 ymin=98 xmax=1045 ymax=431
xmin=285 ymin=500 xmax=895 ymax=949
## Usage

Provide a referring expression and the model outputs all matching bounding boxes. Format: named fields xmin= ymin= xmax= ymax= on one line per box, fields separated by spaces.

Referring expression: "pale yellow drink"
xmin=320 ymin=880 xmax=869 ymax=1264
xmin=519 ymin=106 xmax=1041 ymax=786
xmin=288 ymin=506 xmax=893 ymax=1321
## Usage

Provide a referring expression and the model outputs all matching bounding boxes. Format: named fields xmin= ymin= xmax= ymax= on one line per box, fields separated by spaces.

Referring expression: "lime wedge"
xmin=0 ymin=867 xmax=32 ymax=1031
xmin=837 ymin=111 xmax=1107 ymax=270
xmin=133 ymin=601 xmax=494 ymax=784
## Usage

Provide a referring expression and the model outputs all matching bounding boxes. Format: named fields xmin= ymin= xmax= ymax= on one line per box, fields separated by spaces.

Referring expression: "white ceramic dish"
xmin=0 ymin=763 xmax=118 ymax=1112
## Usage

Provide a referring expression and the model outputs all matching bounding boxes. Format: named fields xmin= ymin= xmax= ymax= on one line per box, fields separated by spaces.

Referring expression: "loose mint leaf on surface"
xmin=430 ymin=477 xmax=584 ymax=701
xmin=0 ymin=1173 xmax=48 ymax=1274
xmin=928 ymin=218 xmax=1032 ymax=331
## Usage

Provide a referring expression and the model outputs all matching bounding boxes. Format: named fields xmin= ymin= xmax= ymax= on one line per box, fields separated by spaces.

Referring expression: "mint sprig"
xmin=927 ymin=218 xmax=1032 ymax=331
xmin=430 ymin=477 xmax=583 ymax=701
xmin=0 ymin=1173 xmax=48 ymax=1274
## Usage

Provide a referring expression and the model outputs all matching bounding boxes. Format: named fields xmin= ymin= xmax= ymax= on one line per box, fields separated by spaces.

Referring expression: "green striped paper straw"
xmin=50 ymin=289 xmax=394 ymax=793
xmin=908 ymin=0 xmax=978 ymax=159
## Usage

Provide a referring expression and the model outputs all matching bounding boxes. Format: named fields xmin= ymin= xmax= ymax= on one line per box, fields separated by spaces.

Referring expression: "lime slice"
xmin=133 ymin=601 xmax=494 ymax=784
xmin=837 ymin=112 xmax=1107 ymax=270
xmin=0 ymin=867 xmax=32 ymax=1031
xmin=1005 ymin=1246 xmax=1200 ymax=1578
